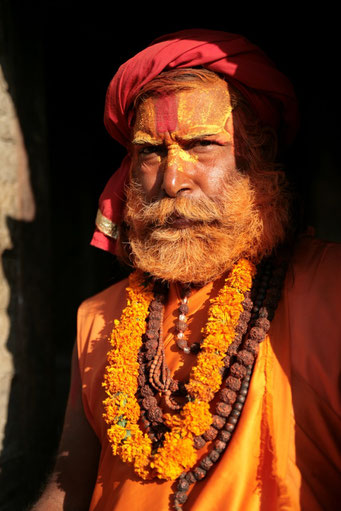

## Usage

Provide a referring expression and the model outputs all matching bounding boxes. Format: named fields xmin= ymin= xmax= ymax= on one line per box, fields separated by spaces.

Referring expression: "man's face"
xmin=130 ymin=81 xmax=236 ymax=208
xmin=122 ymin=79 xmax=289 ymax=284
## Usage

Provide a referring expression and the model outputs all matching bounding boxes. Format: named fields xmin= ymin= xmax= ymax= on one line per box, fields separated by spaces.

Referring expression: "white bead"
xmin=179 ymin=314 xmax=186 ymax=322
xmin=177 ymin=332 xmax=184 ymax=339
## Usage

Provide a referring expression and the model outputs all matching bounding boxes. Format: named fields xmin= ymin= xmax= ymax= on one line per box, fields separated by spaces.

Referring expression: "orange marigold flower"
xmin=120 ymin=428 xmax=152 ymax=464
xmin=102 ymin=260 xmax=256 ymax=482
xmin=107 ymin=424 xmax=127 ymax=454
xmin=185 ymin=380 xmax=215 ymax=401
xmin=152 ymin=433 xmax=197 ymax=480
xmin=182 ymin=401 xmax=212 ymax=436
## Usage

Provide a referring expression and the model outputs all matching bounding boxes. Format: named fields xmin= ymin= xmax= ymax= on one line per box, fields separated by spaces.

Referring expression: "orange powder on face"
xmin=154 ymin=94 xmax=179 ymax=133
xmin=132 ymin=82 xmax=234 ymax=172
xmin=175 ymin=82 xmax=233 ymax=138
xmin=133 ymin=81 xmax=233 ymax=143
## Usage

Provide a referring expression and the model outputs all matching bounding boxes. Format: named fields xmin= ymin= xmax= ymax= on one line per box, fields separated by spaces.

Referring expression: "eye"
xmin=139 ymin=144 xmax=165 ymax=157
xmin=139 ymin=146 xmax=157 ymax=155
xmin=198 ymin=140 xmax=215 ymax=146
xmin=189 ymin=139 xmax=218 ymax=151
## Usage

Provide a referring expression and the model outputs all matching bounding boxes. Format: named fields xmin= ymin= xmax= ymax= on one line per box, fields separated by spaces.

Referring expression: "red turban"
xmin=91 ymin=29 xmax=298 ymax=255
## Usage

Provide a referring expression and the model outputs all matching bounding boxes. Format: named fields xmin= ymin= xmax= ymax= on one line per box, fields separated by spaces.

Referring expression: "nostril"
xmin=176 ymin=187 xmax=192 ymax=196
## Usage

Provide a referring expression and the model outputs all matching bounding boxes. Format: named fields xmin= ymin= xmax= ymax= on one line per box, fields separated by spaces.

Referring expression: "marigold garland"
xmin=103 ymin=259 xmax=256 ymax=481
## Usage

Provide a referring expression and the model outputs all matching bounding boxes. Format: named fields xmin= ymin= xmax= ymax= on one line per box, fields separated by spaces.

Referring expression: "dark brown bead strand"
xmin=178 ymin=326 xmax=259 ymax=505
xmin=177 ymin=477 xmax=190 ymax=492
xmin=137 ymin=290 xmax=170 ymax=443
xmin=216 ymin=402 xmax=232 ymax=417
xmin=185 ymin=471 xmax=196 ymax=484
xmin=136 ymin=281 xmax=196 ymax=445
xmin=219 ymin=429 xmax=231 ymax=443
xmin=174 ymin=491 xmax=188 ymax=506
xmin=224 ymin=368 xmax=252 ymax=435
xmin=250 ymin=259 xmax=272 ymax=322
xmin=262 ymin=264 xmax=288 ymax=321
xmin=171 ymin=256 xmax=288 ymax=509
xmin=173 ymin=370 xmax=254 ymax=509
xmin=193 ymin=466 xmax=206 ymax=480
xmin=203 ymin=426 xmax=219 ymax=442
xmin=147 ymin=256 xmax=288 ymax=509
xmin=188 ymin=267 xmax=260 ymax=454
xmin=192 ymin=287 xmax=256 ymax=454
xmin=193 ymin=435 xmax=206 ymax=449
xmin=220 ymin=387 xmax=237 ymax=405
xmin=209 ymin=449 xmax=221 ymax=462
xmin=212 ymin=414 xmax=225 ymax=429
xmin=200 ymin=456 xmax=214 ymax=471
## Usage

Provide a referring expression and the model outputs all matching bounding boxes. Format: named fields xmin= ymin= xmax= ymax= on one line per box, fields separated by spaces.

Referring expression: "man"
xmin=32 ymin=30 xmax=340 ymax=510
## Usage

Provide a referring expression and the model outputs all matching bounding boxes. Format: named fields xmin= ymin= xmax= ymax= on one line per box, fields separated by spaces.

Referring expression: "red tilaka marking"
xmin=154 ymin=94 xmax=178 ymax=133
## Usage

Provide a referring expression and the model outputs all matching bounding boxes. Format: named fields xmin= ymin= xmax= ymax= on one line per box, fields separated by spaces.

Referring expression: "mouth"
xmin=167 ymin=216 xmax=194 ymax=228
xmin=165 ymin=214 xmax=200 ymax=229
xmin=149 ymin=214 xmax=220 ymax=230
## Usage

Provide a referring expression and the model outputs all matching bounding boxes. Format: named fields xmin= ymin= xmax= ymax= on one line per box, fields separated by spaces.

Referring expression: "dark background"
xmin=0 ymin=1 xmax=340 ymax=509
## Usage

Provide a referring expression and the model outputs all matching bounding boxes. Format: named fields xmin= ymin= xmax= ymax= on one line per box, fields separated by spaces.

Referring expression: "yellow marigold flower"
xmin=102 ymin=261 xmax=256 ymax=482
xmin=102 ymin=397 xmax=120 ymax=424
xmin=107 ymin=424 xmax=127 ymax=454
xmin=121 ymin=397 xmax=140 ymax=423
xmin=182 ymin=401 xmax=212 ymax=436
xmin=185 ymin=380 xmax=215 ymax=401
xmin=190 ymin=352 xmax=223 ymax=390
xmin=120 ymin=427 xmax=152 ymax=464
xmin=152 ymin=433 xmax=197 ymax=480
xmin=134 ymin=459 xmax=152 ymax=480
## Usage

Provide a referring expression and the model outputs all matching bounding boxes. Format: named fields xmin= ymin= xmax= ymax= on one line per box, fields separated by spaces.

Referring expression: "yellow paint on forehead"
xmin=167 ymin=145 xmax=198 ymax=172
xmin=176 ymin=82 xmax=233 ymax=137
xmin=132 ymin=81 xmax=233 ymax=171
xmin=133 ymin=98 xmax=158 ymax=144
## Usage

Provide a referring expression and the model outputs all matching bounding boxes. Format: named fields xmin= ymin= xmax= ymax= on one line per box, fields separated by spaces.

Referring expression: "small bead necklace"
xmin=175 ymin=284 xmax=201 ymax=355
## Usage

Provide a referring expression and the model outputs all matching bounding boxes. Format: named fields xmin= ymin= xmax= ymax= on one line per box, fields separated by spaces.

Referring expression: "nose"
xmin=161 ymin=147 xmax=195 ymax=198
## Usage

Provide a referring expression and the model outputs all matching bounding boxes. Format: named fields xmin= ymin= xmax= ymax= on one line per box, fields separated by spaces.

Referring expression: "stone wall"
xmin=0 ymin=3 xmax=54 ymax=509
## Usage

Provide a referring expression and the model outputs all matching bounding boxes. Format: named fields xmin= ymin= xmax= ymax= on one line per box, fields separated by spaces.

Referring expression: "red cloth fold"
xmin=91 ymin=29 xmax=299 ymax=255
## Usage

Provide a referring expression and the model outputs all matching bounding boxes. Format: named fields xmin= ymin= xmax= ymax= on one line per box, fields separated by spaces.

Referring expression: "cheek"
xmin=131 ymin=156 xmax=162 ymax=197
xmin=195 ymin=151 xmax=237 ymax=196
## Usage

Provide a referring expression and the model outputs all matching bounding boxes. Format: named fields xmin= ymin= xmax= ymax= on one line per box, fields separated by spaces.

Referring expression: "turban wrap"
xmin=91 ymin=29 xmax=299 ymax=255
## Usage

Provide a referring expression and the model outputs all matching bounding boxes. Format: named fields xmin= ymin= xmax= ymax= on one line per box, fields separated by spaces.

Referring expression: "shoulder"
xmin=289 ymin=234 xmax=341 ymax=295
xmin=287 ymin=235 xmax=341 ymax=413
xmin=76 ymin=277 xmax=129 ymax=356
xmin=292 ymin=233 xmax=341 ymax=268
xmin=78 ymin=277 xmax=129 ymax=320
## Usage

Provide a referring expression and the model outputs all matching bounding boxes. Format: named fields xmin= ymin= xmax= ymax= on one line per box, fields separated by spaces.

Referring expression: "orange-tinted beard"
xmin=120 ymin=170 xmax=290 ymax=285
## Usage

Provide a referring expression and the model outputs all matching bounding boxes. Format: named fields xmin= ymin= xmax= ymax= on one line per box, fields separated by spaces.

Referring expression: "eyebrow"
xmin=131 ymin=136 xmax=163 ymax=145
xmin=178 ymin=131 xmax=231 ymax=142
xmin=131 ymin=130 xmax=231 ymax=145
xmin=179 ymin=132 xmax=222 ymax=140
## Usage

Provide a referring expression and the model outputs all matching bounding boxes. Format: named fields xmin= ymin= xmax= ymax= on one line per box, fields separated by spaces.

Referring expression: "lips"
xmin=166 ymin=215 xmax=196 ymax=228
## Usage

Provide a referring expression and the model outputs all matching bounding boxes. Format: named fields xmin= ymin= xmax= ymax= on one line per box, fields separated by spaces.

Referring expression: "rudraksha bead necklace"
xmin=173 ymin=258 xmax=288 ymax=509
xmin=135 ymin=254 xmax=287 ymax=509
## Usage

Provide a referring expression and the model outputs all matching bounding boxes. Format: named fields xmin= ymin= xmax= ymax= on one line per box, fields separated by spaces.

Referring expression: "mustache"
xmin=125 ymin=182 xmax=227 ymax=228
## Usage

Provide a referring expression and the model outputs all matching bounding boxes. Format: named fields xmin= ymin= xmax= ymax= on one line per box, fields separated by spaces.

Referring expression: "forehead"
xmin=132 ymin=81 xmax=233 ymax=140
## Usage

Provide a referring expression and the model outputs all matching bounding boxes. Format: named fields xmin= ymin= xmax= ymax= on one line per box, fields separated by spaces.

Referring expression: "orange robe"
xmin=77 ymin=236 xmax=341 ymax=510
